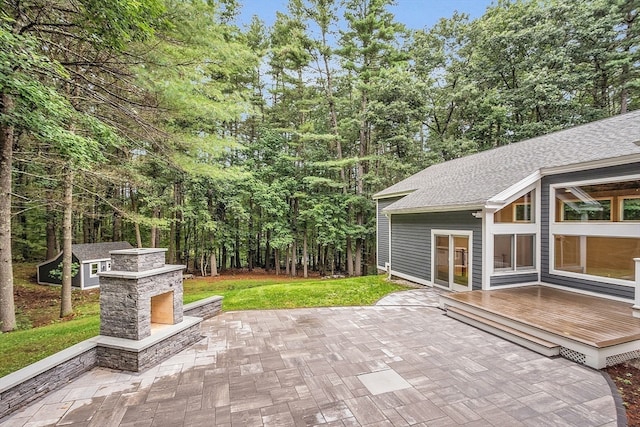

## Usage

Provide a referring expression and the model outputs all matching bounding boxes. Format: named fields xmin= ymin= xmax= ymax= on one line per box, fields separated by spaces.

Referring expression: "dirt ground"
xmin=605 ymin=362 xmax=640 ymax=426
xmin=11 ymin=268 xmax=640 ymax=425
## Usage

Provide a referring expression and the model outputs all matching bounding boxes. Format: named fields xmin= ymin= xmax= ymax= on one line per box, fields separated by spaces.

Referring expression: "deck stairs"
xmin=444 ymin=305 xmax=561 ymax=357
xmin=439 ymin=290 xmax=640 ymax=369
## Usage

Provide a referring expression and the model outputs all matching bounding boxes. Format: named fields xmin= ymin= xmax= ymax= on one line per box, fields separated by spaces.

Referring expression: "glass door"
xmin=435 ymin=235 xmax=450 ymax=287
xmin=433 ymin=233 xmax=471 ymax=292
xmin=452 ymin=236 xmax=470 ymax=292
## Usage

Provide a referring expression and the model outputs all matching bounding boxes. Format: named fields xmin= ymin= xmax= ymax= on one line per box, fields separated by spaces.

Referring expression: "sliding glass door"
xmin=434 ymin=232 xmax=471 ymax=292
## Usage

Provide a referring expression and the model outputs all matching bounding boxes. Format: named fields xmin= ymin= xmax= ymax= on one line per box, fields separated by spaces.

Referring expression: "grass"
xmin=183 ymin=275 xmax=405 ymax=310
xmin=1 ymin=270 xmax=409 ymax=377
xmin=0 ymin=316 xmax=100 ymax=377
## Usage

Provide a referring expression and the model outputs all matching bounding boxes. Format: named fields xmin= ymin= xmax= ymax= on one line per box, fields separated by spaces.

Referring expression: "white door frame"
xmin=431 ymin=229 xmax=473 ymax=292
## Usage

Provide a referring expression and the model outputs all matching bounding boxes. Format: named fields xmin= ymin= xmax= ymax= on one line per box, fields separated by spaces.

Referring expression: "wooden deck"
xmin=442 ymin=285 xmax=640 ymax=348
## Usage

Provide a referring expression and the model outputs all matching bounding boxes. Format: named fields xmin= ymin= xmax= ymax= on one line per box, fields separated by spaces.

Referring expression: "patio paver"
xmin=1 ymin=288 xmax=620 ymax=426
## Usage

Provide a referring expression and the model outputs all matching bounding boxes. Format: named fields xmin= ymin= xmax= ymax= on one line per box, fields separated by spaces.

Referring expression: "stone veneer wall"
xmin=99 ymin=248 xmax=184 ymax=341
xmin=110 ymin=249 xmax=166 ymax=272
xmin=96 ymin=323 xmax=202 ymax=372
xmin=99 ymin=269 xmax=184 ymax=340
xmin=0 ymin=345 xmax=97 ymax=420
xmin=183 ymin=295 xmax=223 ymax=320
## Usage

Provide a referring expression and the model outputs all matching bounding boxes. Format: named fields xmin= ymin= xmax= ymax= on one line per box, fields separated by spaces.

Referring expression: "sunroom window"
xmin=554 ymin=235 xmax=640 ymax=280
xmin=551 ymin=178 xmax=640 ymax=283
xmin=495 ymin=190 xmax=535 ymax=223
xmin=622 ymin=197 xmax=640 ymax=221
xmin=494 ymin=234 xmax=535 ymax=271
xmin=555 ymin=179 xmax=640 ymax=222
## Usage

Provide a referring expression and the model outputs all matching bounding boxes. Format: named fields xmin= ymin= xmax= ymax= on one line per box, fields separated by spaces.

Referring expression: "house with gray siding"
xmin=37 ymin=241 xmax=133 ymax=289
xmin=374 ymin=110 xmax=640 ymax=301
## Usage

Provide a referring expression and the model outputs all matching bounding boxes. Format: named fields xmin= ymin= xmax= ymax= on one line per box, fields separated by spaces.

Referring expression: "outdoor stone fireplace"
xmin=96 ymin=248 xmax=202 ymax=371
xmin=99 ymin=248 xmax=184 ymax=340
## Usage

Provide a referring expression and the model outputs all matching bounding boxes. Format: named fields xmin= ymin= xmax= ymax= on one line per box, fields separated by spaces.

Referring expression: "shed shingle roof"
xmin=375 ymin=111 xmax=640 ymax=213
xmin=72 ymin=241 xmax=133 ymax=262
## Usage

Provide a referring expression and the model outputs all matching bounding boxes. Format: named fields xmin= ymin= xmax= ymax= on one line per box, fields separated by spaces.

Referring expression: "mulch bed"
xmin=605 ymin=362 xmax=640 ymax=426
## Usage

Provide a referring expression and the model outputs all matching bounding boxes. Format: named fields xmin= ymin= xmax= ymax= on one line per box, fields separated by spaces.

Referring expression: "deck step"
xmin=445 ymin=306 xmax=561 ymax=357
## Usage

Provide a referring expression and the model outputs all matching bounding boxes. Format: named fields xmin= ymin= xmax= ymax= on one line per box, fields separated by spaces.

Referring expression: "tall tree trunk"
xmin=248 ymin=199 xmax=254 ymax=271
xmin=303 ymin=231 xmax=308 ymax=278
xmin=150 ymin=207 xmax=160 ymax=247
xmin=291 ymin=240 xmax=297 ymax=277
xmin=46 ymin=205 xmax=58 ymax=259
xmin=234 ymin=223 xmax=241 ymax=269
xmin=113 ymin=211 xmax=122 ymax=242
xmin=60 ymin=164 xmax=73 ymax=318
xmin=346 ymin=236 xmax=354 ymax=276
xmin=285 ymin=246 xmax=290 ymax=276
xmin=221 ymin=246 xmax=227 ymax=271
xmin=275 ymin=248 xmax=280 ymax=275
xmin=131 ymin=194 xmax=142 ymax=248
xmin=264 ymin=230 xmax=271 ymax=271
xmin=210 ymin=249 xmax=218 ymax=277
xmin=0 ymin=94 xmax=16 ymax=332
xmin=174 ymin=180 xmax=183 ymax=264
xmin=169 ymin=220 xmax=176 ymax=263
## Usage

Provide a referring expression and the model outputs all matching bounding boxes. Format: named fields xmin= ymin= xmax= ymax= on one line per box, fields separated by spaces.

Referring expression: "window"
xmin=561 ymin=198 xmax=611 ymax=221
xmin=555 ymin=235 xmax=640 ymax=280
xmin=551 ymin=178 xmax=640 ymax=283
xmin=495 ymin=190 xmax=535 ymax=223
xmin=90 ymin=262 xmax=99 ymax=278
xmin=514 ymin=203 xmax=532 ymax=222
xmin=622 ymin=197 xmax=640 ymax=221
xmin=494 ymin=234 xmax=535 ymax=272
xmin=555 ymin=179 xmax=640 ymax=222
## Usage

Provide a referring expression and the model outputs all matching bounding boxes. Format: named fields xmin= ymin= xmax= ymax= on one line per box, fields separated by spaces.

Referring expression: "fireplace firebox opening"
xmin=151 ymin=291 xmax=174 ymax=333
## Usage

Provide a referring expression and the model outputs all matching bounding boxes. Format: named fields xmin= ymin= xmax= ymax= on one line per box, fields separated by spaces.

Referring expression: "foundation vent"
xmin=606 ymin=350 xmax=640 ymax=367
xmin=560 ymin=347 xmax=586 ymax=365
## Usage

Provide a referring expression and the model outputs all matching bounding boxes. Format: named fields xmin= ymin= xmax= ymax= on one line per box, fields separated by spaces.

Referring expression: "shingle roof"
xmin=72 ymin=241 xmax=133 ymax=262
xmin=375 ymin=111 xmax=640 ymax=213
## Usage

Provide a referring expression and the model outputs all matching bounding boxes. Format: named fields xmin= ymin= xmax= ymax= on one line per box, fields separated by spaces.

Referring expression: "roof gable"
xmin=375 ymin=111 xmax=640 ymax=213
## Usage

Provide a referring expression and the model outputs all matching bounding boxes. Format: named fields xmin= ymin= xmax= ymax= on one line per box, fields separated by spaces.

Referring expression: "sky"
xmin=238 ymin=0 xmax=495 ymax=30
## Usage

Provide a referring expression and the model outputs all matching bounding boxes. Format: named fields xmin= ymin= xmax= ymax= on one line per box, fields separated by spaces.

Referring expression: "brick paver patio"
xmin=2 ymin=289 xmax=620 ymax=426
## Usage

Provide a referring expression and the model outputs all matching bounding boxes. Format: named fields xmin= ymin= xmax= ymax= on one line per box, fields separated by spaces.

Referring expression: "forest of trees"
xmin=1 ymin=0 xmax=638 ymax=331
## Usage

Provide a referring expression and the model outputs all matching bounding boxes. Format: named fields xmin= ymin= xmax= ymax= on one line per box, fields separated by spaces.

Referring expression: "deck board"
xmin=442 ymin=285 xmax=640 ymax=348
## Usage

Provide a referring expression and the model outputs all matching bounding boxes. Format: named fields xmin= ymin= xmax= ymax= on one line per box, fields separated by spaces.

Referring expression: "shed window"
xmin=90 ymin=262 xmax=99 ymax=278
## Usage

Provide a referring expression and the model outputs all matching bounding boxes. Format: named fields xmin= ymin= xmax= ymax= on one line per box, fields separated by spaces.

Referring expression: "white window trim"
xmin=430 ymin=229 xmax=473 ymax=292
xmin=621 ymin=195 xmax=640 ymax=222
xmin=513 ymin=201 xmax=533 ymax=222
xmin=550 ymin=173 xmax=640 ymax=225
xmin=557 ymin=196 xmax=613 ymax=222
xmin=89 ymin=262 xmax=99 ymax=278
xmin=549 ymin=174 xmax=640 ymax=286
xmin=493 ymin=234 xmax=536 ymax=274
xmin=486 ymin=182 xmax=541 ymax=280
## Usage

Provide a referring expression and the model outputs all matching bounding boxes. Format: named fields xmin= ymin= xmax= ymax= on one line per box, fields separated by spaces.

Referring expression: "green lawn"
xmin=0 ymin=274 xmax=408 ymax=377
xmin=183 ymin=275 xmax=407 ymax=310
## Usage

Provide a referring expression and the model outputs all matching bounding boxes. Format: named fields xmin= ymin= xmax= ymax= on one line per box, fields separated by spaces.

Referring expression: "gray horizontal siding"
xmin=390 ymin=211 xmax=482 ymax=289
xmin=377 ymin=197 xmax=402 ymax=268
xmin=490 ymin=272 xmax=539 ymax=287
xmin=541 ymin=162 xmax=640 ymax=300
